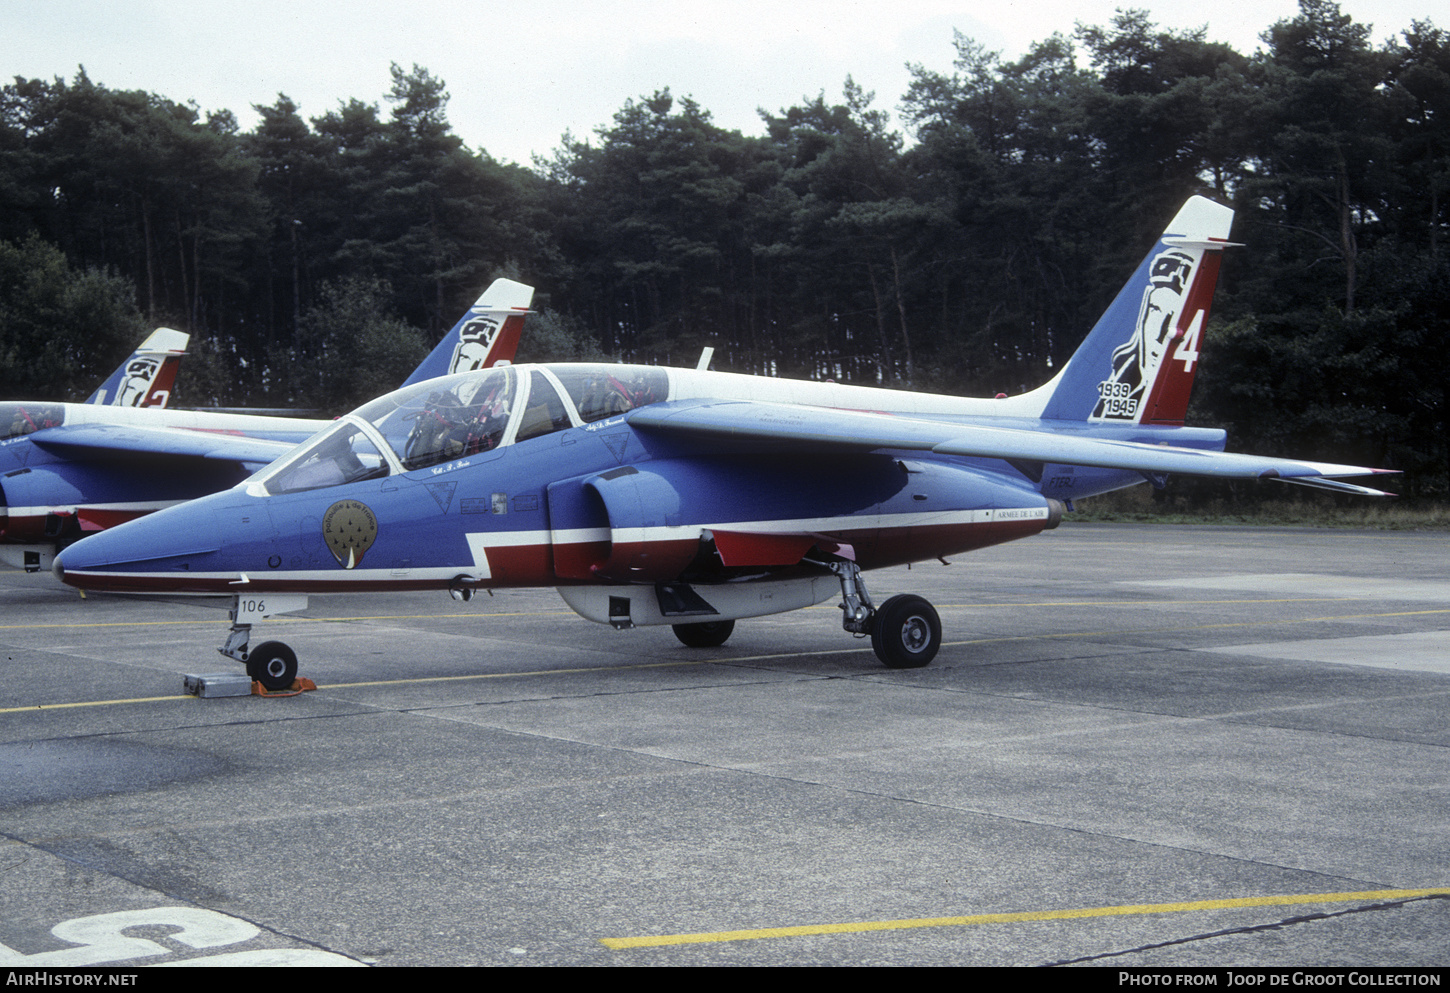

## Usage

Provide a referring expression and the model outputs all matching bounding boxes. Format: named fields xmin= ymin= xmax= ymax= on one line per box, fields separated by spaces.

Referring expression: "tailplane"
xmin=1037 ymin=196 xmax=1237 ymax=424
xmin=402 ymin=278 xmax=535 ymax=388
xmin=86 ymin=328 xmax=189 ymax=407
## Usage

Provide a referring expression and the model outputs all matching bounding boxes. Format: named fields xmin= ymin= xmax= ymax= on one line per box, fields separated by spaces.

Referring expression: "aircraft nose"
xmin=49 ymin=497 xmax=228 ymax=593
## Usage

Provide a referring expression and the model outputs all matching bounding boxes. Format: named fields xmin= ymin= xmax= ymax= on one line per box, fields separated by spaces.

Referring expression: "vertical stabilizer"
xmin=1039 ymin=196 xmax=1236 ymax=424
xmin=402 ymin=279 xmax=535 ymax=389
xmin=85 ymin=328 xmax=190 ymax=407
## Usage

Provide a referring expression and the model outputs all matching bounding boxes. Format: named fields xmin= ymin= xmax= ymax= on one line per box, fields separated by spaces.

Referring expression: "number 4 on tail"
xmin=1173 ymin=311 xmax=1205 ymax=372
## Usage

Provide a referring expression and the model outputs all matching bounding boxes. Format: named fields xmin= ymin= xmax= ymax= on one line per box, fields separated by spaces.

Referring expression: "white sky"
xmin=3 ymin=0 xmax=1440 ymax=166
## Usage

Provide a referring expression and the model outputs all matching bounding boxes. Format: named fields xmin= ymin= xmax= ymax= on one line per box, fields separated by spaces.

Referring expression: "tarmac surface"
xmin=1 ymin=523 xmax=1447 ymax=967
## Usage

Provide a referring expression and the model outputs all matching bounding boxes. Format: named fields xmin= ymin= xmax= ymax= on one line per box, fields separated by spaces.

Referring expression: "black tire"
xmin=871 ymin=595 xmax=941 ymax=669
xmin=672 ymin=619 xmax=735 ymax=648
xmin=247 ymin=641 xmax=298 ymax=691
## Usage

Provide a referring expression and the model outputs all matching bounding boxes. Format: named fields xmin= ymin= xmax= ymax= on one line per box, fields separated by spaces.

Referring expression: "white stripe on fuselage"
xmin=4 ymin=499 xmax=191 ymax=518
xmin=467 ymin=506 xmax=1049 ymax=576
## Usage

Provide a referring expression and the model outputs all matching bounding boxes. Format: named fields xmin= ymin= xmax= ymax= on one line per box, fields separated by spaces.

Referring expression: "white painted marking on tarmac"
xmin=1201 ymin=631 xmax=1450 ymax=674
xmin=1125 ymin=574 xmax=1450 ymax=602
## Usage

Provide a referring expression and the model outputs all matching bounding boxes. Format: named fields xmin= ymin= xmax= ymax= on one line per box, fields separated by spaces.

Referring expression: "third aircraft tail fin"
xmin=86 ymin=327 xmax=190 ymax=408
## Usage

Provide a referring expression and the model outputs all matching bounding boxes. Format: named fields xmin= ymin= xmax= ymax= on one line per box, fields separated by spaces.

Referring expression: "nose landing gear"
xmin=219 ymin=594 xmax=309 ymax=691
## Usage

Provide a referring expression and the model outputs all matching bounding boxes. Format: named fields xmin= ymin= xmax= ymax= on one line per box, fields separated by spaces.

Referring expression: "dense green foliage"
xmin=1 ymin=2 xmax=1445 ymax=497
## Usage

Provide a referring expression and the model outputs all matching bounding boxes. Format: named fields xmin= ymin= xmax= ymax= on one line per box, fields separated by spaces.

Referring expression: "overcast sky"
xmin=3 ymin=0 xmax=1439 ymax=166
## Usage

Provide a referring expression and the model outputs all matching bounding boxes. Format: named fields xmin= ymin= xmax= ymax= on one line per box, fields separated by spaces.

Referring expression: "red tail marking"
xmin=142 ymin=355 xmax=183 ymax=407
xmin=487 ymin=314 xmax=527 ymax=367
xmin=1139 ymin=252 xmax=1222 ymax=426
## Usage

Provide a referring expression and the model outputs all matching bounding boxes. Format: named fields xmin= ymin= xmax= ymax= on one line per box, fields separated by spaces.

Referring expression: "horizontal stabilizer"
xmin=1272 ymin=477 xmax=1397 ymax=498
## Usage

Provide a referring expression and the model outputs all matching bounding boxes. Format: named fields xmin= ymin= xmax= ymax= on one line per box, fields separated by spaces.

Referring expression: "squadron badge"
xmin=323 ymin=500 xmax=378 ymax=569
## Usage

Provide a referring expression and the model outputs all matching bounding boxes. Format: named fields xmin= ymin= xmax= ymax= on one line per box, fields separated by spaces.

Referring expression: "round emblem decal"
xmin=322 ymin=500 xmax=378 ymax=569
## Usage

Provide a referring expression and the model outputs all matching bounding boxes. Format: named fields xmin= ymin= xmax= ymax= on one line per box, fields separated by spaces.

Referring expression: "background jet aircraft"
xmin=82 ymin=326 xmax=190 ymax=408
xmin=2 ymin=278 xmax=532 ymax=573
xmin=53 ymin=199 xmax=1393 ymax=688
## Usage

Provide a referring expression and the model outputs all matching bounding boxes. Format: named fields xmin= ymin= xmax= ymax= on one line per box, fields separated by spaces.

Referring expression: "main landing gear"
xmin=665 ymin=560 xmax=944 ymax=668
xmin=810 ymin=555 xmax=943 ymax=669
xmin=219 ymin=594 xmax=308 ymax=691
xmin=672 ymin=619 xmax=735 ymax=648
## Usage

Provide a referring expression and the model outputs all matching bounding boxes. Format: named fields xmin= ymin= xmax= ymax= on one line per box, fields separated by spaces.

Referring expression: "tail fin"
xmin=1038 ymin=196 xmax=1237 ymax=424
xmin=401 ymin=278 xmax=535 ymax=389
xmin=85 ymin=328 xmax=189 ymax=408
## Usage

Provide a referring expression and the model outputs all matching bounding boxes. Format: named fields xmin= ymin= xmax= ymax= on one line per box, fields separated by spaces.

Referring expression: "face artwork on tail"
xmin=1092 ymin=249 xmax=1197 ymax=422
xmin=449 ymin=315 xmax=502 ymax=375
xmin=323 ymin=500 xmax=378 ymax=569
xmin=117 ymin=356 xmax=165 ymax=407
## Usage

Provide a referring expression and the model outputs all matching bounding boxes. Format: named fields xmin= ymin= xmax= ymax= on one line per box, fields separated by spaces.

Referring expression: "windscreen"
xmin=261 ymin=419 xmax=389 ymax=495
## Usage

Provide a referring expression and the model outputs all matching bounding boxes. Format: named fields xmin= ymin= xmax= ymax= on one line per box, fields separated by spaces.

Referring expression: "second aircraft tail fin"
xmin=86 ymin=328 xmax=190 ymax=408
xmin=402 ymin=278 xmax=535 ymax=389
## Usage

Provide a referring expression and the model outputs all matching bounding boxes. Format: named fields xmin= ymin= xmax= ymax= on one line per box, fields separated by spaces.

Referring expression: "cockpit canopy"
xmin=2 ymin=403 xmax=65 ymax=441
xmin=251 ymin=364 xmax=670 ymax=495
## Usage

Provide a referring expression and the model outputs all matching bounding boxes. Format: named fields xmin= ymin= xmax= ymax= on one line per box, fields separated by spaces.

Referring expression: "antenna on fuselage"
xmin=696 ymin=347 xmax=714 ymax=372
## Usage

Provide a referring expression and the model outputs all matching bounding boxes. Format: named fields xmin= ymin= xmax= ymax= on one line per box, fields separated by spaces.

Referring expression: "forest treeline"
xmin=1 ymin=1 xmax=1446 ymax=499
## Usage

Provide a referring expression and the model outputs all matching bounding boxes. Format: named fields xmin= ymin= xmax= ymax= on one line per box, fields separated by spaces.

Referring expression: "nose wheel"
xmin=246 ymin=641 xmax=299 ymax=691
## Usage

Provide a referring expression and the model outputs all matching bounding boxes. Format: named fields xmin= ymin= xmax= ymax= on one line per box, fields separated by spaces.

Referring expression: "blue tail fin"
xmin=402 ymin=279 xmax=535 ymax=389
xmin=85 ymin=328 xmax=189 ymax=407
xmin=1038 ymin=196 xmax=1236 ymax=424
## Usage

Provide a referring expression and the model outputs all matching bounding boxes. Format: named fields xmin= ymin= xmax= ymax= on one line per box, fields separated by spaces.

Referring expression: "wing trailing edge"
xmin=628 ymin=400 xmax=1396 ymax=494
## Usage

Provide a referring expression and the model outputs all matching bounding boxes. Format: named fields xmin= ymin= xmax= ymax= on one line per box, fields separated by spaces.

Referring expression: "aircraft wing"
xmin=627 ymin=400 xmax=1397 ymax=494
xmin=27 ymin=424 xmax=300 ymax=467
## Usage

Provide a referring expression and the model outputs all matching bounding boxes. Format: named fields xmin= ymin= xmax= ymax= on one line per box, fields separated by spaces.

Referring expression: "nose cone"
xmin=52 ymin=497 xmax=225 ymax=593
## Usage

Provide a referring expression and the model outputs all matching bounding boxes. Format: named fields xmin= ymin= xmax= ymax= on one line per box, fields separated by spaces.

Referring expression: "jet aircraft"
xmin=3 ymin=279 xmax=532 ymax=573
xmin=52 ymin=198 xmax=1394 ymax=688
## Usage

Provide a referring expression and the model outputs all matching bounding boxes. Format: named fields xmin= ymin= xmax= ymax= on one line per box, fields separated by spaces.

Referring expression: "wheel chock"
xmin=251 ymin=677 xmax=318 ymax=697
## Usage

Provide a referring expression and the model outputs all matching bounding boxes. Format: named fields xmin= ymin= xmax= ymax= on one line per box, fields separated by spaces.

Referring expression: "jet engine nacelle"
xmin=571 ymin=464 xmax=701 ymax=583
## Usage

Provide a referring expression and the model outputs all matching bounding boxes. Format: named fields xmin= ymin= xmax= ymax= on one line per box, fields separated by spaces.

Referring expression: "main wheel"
xmin=870 ymin=595 xmax=941 ymax=669
xmin=246 ymin=641 xmax=298 ymax=691
xmin=672 ymin=619 xmax=735 ymax=648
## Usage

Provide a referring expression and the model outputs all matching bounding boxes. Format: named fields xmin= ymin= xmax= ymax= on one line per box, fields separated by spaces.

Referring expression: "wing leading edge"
xmin=627 ymin=400 xmax=1397 ymax=495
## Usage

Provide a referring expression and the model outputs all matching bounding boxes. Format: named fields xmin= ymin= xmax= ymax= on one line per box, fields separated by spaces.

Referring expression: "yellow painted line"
xmin=0 ymin=694 xmax=191 ymax=713
xmin=600 ymin=887 xmax=1450 ymax=949
xmin=938 ymin=607 xmax=1450 ymax=649
xmin=0 ymin=660 xmax=719 ymax=712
